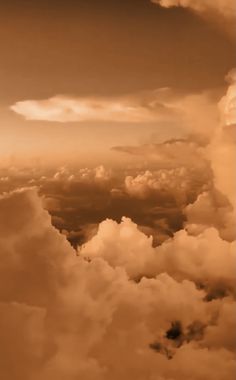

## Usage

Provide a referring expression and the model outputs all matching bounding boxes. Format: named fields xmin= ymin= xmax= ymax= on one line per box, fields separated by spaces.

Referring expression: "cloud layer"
xmin=0 ymin=187 xmax=235 ymax=380
xmin=0 ymin=72 xmax=235 ymax=378
xmin=10 ymin=89 xmax=217 ymax=136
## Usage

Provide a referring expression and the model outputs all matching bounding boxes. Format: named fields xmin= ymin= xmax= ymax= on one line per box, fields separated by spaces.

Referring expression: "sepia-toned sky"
xmin=0 ymin=2 xmax=236 ymax=380
xmin=0 ymin=0 xmax=235 ymax=166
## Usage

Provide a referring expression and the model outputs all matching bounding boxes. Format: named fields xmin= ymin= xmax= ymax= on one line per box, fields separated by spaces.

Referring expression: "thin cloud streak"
xmin=10 ymin=92 xmax=176 ymax=123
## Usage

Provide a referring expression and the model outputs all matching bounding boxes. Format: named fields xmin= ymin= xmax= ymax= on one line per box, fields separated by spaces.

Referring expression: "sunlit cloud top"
xmin=151 ymin=0 xmax=236 ymax=19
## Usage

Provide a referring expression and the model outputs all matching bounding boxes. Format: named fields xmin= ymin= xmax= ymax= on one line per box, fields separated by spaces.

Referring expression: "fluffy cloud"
xmin=0 ymin=163 xmax=188 ymax=247
xmin=52 ymin=165 xmax=111 ymax=184
xmin=2 ymin=68 xmax=236 ymax=380
xmin=184 ymin=191 xmax=236 ymax=241
xmin=79 ymin=217 xmax=236 ymax=292
xmin=209 ymin=69 xmax=236 ymax=207
xmin=0 ymin=187 xmax=235 ymax=380
xmin=124 ymin=166 xmax=209 ymax=206
xmin=151 ymin=0 xmax=236 ymax=19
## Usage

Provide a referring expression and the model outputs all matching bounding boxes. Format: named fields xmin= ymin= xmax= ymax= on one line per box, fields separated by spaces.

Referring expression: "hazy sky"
xmin=0 ymin=2 xmax=236 ymax=380
xmin=0 ymin=0 xmax=235 ymax=166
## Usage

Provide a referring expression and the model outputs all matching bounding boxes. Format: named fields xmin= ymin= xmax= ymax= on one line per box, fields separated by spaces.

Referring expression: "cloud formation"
xmin=0 ymin=186 xmax=235 ymax=380
xmin=1 ymin=68 xmax=236 ymax=380
xmin=10 ymin=89 xmax=217 ymax=135
xmin=10 ymin=92 xmax=174 ymax=123
xmin=151 ymin=0 xmax=236 ymax=19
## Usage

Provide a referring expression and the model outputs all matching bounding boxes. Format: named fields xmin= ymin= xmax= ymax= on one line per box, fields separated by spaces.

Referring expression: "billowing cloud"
xmin=79 ymin=217 xmax=236 ymax=292
xmin=124 ymin=166 xmax=209 ymax=206
xmin=151 ymin=0 xmax=236 ymax=19
xmin=52 ymin=165 xmax=111 ymax=184
xmin=0 ymin=187 xmax=235 ymax=380
xmin=184 ymin=191 xmax=236 ymax=241
xmin=1 ymin=69 xmax=236 ymax=380
xmin=209 ymin=68 xmax=236 ymax=207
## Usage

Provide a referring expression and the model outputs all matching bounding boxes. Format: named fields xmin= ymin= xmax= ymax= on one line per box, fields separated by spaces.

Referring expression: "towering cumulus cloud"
xmin=210 ymin=69 xmax=236 ymax=208
xmin=0 ymin=72 xmax=236 ymax=379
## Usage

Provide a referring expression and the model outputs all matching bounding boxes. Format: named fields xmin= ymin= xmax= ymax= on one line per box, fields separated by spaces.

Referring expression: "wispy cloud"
xmin=10 ymin=90 xmax=176 ymax=123
xmin=10 ymin=88 xmax=218 ymax=137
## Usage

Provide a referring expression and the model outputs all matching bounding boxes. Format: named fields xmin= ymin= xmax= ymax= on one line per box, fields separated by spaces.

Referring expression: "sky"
xmin=0 ymin=0 xmax=235 ymax=166
xmin=0 ymin=1 xmax=236 ymax=380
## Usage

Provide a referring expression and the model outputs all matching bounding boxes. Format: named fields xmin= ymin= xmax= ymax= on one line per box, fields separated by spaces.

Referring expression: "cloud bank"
xmin=2 ymin=60 xmax=236 ymax=380
xmin=0 ymin=187 xmax=235 ymax=380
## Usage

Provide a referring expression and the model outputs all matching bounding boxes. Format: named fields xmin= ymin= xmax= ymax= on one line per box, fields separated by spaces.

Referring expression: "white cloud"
xmin=10 ymin=89 xmax=217 ymax=136
xmin=10 ymin=93 xmax=175 ymax=123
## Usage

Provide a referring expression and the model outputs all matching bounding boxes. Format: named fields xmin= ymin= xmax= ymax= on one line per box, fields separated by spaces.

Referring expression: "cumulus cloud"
xmin=184 ymin=191 xmax=236 ymax=241
xmin=79 ymin=217 xmax=236 ymax=292
xmin=218 ymin=69 xmax=236 ymax=127
xmin=151 ymin=0 xmax=236 ymax=19
xmin=209 ymin=68 xmax=236 ymax=207
xmin=124 ymin=166 xmax=209 ymax=206
xmin=2 ymin=188 xmax=236 ymax=380
xmin=1 ymin=68 xmax=236 ymax=380
xmin=0 ymin=163 xmax=189 ymax=247
xmin=52 ymin=165 xmax=111 ymax=184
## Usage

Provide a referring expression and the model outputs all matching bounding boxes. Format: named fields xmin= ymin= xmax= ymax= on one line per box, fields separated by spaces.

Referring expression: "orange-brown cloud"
xmin=1 ymin=69 xmax=236 ymax=380
xmin=0 ymin=187 xmax=235 ymax=380
xmin=151 ymin=0 xmax=236 ymax=19
xmin=10 ymin=93 xmax=174 ymax=123
xmin=10 ymin=89 xmax=217 ymax=137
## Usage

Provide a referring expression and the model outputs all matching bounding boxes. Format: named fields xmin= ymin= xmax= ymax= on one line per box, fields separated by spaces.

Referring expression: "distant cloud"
xmin=10 ymin=89 xmax=218 ymax=141
xmin=112 ymin=138 xmax=210 ymax=171
xmin=10 ymin=91 xmax=176 ymax=123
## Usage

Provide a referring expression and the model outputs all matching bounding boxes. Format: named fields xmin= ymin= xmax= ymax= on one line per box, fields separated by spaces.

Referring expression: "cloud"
xmin=151 ymin=0 xmax=236 ymax=19
xmin=10 ymin=92 xmax=175 ymax=123
xmin=113 ymin=137 xmax=211 ymax=180
xmin=0 ymin=302 xmax=46 ymax=379
xmin=1 ymin=70 xmax=236 ymax=380
xmin=0 ymin=187 xmax=235 ymax=379
xmin=208 ymin=68 xmax=236 ymax=207
xmin=10 ymin=89 xmax=217 ymax=133
xmin=79 ymin=217 xmax=236 ymax=293
xmin=0 ymin=164 xmax=188 ymax=247
xmin=124 ymin=166 xmax=209 ymax=206
xmin=52 ymin=165 xmax=111 ymax=184
xmin=219 ymin=68 xmax=236 ymax=127
xmin=184 ymin=191 xmax=236 ymax=241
